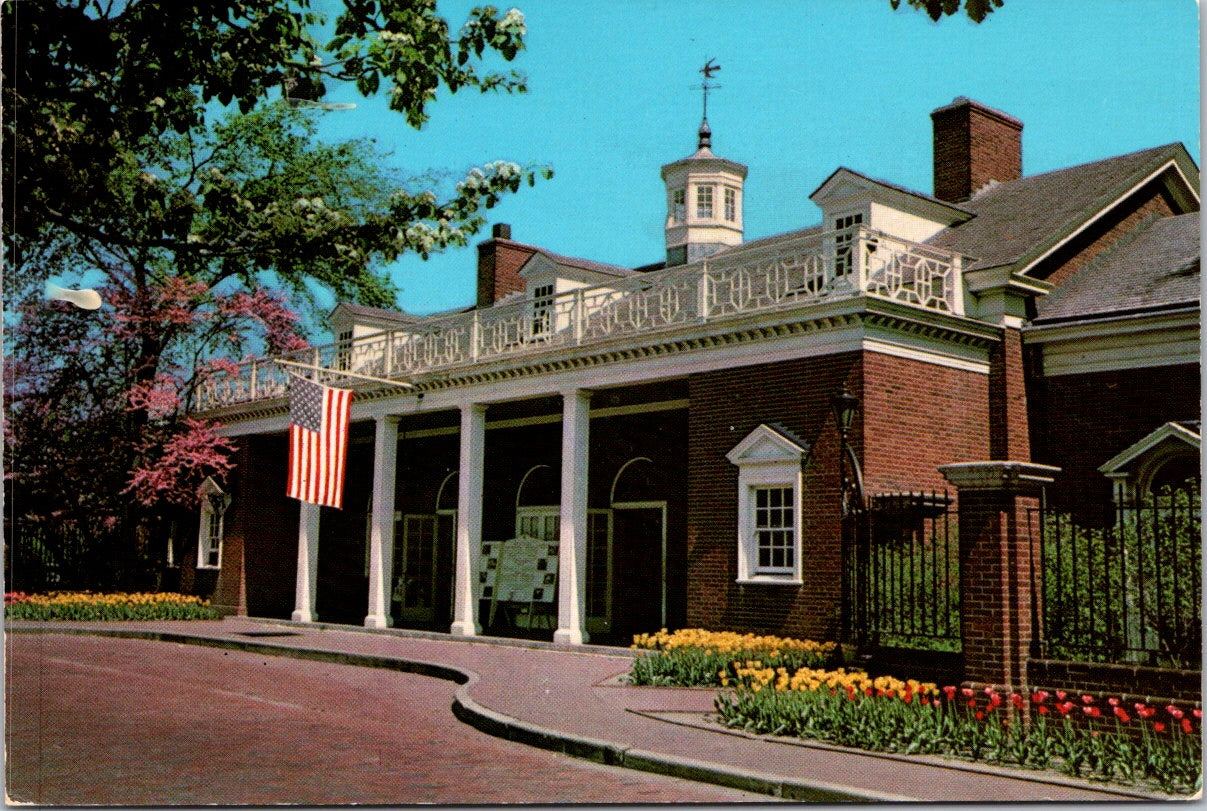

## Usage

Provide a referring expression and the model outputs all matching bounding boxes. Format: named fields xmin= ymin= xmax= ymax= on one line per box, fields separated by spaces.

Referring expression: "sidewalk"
xmin=7 ymin=617 xmax=1163 ymax=802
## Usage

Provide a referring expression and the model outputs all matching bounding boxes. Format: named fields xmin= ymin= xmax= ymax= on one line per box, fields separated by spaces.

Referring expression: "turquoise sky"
xmin=314 ymin=1 xmax=1200 ymax=318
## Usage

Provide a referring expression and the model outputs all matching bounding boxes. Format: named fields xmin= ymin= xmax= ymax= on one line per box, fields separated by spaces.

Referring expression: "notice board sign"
xmin=478 ymin=536 xmax=559 ymax=603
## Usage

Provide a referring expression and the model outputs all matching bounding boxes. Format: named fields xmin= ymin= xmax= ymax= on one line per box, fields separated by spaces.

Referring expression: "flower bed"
xmin=714 ymin=667 xmax=1202 ymax=795
xmin=5 ymin=591 xmax=221 ymax=621
xmin=629 ymin=628 xmax=837 ymax=686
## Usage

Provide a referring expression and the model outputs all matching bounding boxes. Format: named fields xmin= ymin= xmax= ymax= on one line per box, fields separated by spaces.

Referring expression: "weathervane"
xmin=695 ymin=58 xmax=722 ymax=149
xmin=699 ymin=58 xmax=721 ymax=124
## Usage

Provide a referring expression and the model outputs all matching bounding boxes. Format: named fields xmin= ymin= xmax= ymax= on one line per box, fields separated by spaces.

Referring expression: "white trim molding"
xmin=1024 ymin=309 xmax=1199 ymax=377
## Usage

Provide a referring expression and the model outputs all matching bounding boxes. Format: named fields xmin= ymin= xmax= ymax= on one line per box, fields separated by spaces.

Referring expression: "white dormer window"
xmin=671 ymin=188 xmax=686 ymax=223
xmin=727 ymin=425 xmax=809 ymax=585
xmin=696 ymin=185 xmax=714 ymax=218
xmin=724 ymin=187 xmax=737 ymax=222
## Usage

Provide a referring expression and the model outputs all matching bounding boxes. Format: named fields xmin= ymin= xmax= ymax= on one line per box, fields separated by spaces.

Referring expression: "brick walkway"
xmin=7 ymin=617 xmax=1158 ymax=803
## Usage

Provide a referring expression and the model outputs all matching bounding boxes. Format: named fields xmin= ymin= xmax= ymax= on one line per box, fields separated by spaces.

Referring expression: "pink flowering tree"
xmin=6 ymin=96 xmax=546 ymax=590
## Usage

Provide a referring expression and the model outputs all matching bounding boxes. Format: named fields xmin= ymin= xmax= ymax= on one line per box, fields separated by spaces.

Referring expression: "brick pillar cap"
xmin=938 ymin=460 xmax=1060 ymax=492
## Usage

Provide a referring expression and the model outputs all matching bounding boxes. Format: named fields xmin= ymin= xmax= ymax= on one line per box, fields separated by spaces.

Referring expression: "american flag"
xmin=287 ymin=377 xmax=353 ymax=509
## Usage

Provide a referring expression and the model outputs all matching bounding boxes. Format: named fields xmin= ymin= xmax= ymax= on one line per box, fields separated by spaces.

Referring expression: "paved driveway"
xmin=6 ymin=633 xmax=771 ymax=805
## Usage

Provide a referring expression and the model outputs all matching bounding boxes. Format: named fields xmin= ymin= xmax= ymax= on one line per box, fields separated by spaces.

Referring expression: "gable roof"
xmin=329 ymin=301 xmax=421 ymax=327
xmin=809 ymin=166 xmax=974 ymax=223
xmin=928 ymin=143 xmax=1200 ymax=274
xmin=1033 ymin=212 xmax=1200 ymax=323
xmin=519 ymin=248 xmax=636 ymax=280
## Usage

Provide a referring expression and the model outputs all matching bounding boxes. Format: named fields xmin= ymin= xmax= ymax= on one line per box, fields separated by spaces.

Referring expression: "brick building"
xmin=187 ymin=97 xmax=1200 ymax=653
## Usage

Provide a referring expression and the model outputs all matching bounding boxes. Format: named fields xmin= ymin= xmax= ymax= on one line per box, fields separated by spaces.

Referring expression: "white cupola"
xmin=660 ymin=118 xmax=748 ymax=267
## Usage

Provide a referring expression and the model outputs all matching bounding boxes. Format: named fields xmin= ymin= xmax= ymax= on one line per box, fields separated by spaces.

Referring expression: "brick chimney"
xmin=931 ymin=97 xmax=1023 ymax=203
xmin=476 ymin=223 xmax=536 ymax=308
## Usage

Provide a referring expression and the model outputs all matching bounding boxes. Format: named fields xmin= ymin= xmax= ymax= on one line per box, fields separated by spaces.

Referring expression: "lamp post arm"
xmin=844 ymin=440 xmax=865 ymax=507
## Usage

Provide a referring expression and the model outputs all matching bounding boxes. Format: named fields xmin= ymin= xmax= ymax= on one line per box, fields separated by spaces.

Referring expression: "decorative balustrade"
xmin=195 ymin=226 xmax=964 ymax=411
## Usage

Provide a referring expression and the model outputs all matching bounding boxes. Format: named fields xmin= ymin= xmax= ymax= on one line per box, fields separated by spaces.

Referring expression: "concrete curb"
xmin=449 ymin=688 xmax=906 ymax=802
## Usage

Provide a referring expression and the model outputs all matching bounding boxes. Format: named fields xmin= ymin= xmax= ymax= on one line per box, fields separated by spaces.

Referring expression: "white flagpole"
xmin=274 ymin=358 xmax=415 ymax=389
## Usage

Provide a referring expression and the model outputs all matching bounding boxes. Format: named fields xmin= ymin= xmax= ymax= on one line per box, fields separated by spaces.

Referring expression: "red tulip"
xmin=1167 ymin=705 xmax=1185 ymax=720
xmin=1011 ymin=694 xmax=1025 ymax=710
xmin=1037 ymin=705 xmax=1049 ymax=716
xmin=1030 ymin=690 xmax=1049 ymax=705
xmin=961 ymin=687 xmax=974 ymax=698
xmin=1081 ymin=694 xmax=1095 ymax=704
xmin=1083 ymin=706 xmax=1101 ymax=718
xmin=1181 ymin=718 xmax=1194 ymax=735
xmin=967 ymin=698 xmax=977 ymax=708
xmin=975 ymin=710 xmax=985 ymax=721
xmin=1107 ymin=697 xmax=1120 ymax=707
xmin=1154 ymin=722 xmax=1167 ymax=733
xmin=1194 ymin=709 xmax=1202 ymax=720
xmin=1113 ymin=707 xmax=1130 ymax=724
xmin=943 ymin=685 xmax=956 ymax=699
xmin=1055 ymin=690 xmax=1067 ymax=700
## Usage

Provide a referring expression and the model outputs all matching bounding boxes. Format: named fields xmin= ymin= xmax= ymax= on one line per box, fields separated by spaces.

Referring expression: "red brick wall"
xmin=1028 ymin=659 xmax=1202 ymax=704
xmin=862 ymin=351 xmax=991 ymax=494
xmin=477 ymin=238 xmax=536 ymax=307
xmin=686 ymin=354 xmax=860 ymax=640
xmin=1033 ymin=180 xmax=1179 ymax=289
xmin=932 ymin=98 xmax=1023 ymax=203
xmin=238 ymin=434 xmax=299 ymax=618
xmin=1032 ymin=363 xmax=1200 ymax=511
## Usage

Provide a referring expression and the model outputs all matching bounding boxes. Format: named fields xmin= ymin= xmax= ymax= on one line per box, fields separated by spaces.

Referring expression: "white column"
xmin=291 ymin=501 xmax=321 ymax=622
xmin=554 ymin=389 xmax=591 ymax=645
xmin=450 ymin=403 xmax=486 ymax=636
xmin=365 ymin=415 xmax=400 ymax=628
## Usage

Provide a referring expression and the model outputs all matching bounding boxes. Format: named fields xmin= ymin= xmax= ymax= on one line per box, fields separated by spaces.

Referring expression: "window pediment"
xmin=726 ymin=424 xmax=809 ymax=465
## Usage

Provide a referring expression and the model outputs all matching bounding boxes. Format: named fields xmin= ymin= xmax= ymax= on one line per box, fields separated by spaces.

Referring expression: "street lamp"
xmin=830 ymin=386 xmax=864 ymax=516
xmin=832 ymin=385 xmax=867 ymax=648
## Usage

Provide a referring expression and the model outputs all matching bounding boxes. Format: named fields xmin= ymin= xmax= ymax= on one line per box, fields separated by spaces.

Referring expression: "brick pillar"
xmin=988 ymin=327 xmax=1032 ymax=461
xmin=939 ymin=461 xmax=1059 ymax=689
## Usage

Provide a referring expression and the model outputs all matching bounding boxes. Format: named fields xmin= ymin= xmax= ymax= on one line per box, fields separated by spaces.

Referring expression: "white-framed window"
xmin=531 ymin=283 xmax=555 ymax=336
xmin=726 ymin=425 xmax=809 ymax=584
xmin=753 ymin=486 xmax=795 ymax=573
xmin=670 ymin=188 xmax=686 ymax=223
xmin=336 ymin=327 xmax=353 ymax=370
xmin=833 ymin=212 xmax=864 ymax=277
xmin=724 ymin=187 xmax=737 ymax=222
xmin=196 ymin=477 xmax=230 ymax=570
xmin=696 ymin=184 xmax=714 ymax=218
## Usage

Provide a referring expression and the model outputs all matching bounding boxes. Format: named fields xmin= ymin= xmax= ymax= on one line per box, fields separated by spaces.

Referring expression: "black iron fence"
xmin=843 ymin=491 xmax=961 ymax=652
xmin=1031 ymin=486 xmax=1201 ymax=669
xmin=5 ymin=519 xmax=163 ymax=593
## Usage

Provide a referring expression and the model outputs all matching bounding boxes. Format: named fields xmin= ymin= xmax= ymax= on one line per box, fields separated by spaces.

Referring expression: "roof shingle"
xmin=929 ymin=143 xmax=1193 ymax=272
xmin=1032 ymin=212 xmax=1200 ymax=322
